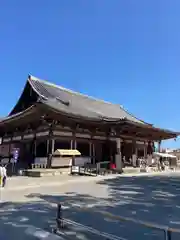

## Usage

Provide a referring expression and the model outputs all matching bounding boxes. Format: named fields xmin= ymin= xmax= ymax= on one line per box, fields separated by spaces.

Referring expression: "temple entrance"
xmin=137 ymin=144 xmax=145 ymax=157
xmin=36 ymin=140 xmax=47 ymax=158
xmin=121 ymin=142 xmax=133 ymax=165
xmin=19 ymin=140 xmax=36 ymax=168
xmin=102 ymin=140 xmax=116 ymax=162
xmin=54 ymin=139 xmax=70 ymax=151
xmin=94 ymin=140 xmax=116 ymax=163
xmin=76 ymin=140 xmax=89 ymax=157
xmin=94 ymin=141 xmax=102 ymax=163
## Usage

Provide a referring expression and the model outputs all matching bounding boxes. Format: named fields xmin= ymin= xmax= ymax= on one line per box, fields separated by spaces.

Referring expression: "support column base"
xmin=115 ymin=154 xmax=123 ymax=172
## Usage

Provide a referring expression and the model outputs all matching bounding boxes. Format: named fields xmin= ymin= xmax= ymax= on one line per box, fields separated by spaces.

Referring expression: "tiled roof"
xmin=0 ymin=75 xmax=179 ymax=140
xmin=28 ymin=75 xmax=147 ymax=124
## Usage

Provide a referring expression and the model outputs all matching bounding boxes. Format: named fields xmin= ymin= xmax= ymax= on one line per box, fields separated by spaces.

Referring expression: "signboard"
xmin=71 ymin=166 xmax=80 ymax=174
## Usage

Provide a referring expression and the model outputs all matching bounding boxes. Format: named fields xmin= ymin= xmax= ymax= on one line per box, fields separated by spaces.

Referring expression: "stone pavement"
xmin=4 ymin=170 xmax=174 ymax=191
xmin=1 ymin=171 xmax=180 ymax=239
xmin=5 ymin=174 xmax=116 ymax=191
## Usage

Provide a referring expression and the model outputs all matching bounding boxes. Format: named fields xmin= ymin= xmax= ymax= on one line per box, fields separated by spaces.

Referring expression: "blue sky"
xmin=0 ymin=0 xmax=179 ymax=148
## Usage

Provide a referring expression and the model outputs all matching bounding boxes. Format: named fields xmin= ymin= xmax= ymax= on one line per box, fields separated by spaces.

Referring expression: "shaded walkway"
xmin=1 ymin=173 xmax=180 ymax=239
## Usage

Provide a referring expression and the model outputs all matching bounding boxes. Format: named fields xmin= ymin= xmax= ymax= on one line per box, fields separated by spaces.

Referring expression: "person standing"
xmin=0 ymin=164 xmax=2 ymax=187
xmin=1 ymin=165 xmax=7 ymax=187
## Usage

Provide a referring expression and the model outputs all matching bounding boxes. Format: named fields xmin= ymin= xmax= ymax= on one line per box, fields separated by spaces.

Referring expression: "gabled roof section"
xmin=9 ymin=79 xmax=38 ymax=116
xmin=28 ymin=75 xmax=147 ymax=124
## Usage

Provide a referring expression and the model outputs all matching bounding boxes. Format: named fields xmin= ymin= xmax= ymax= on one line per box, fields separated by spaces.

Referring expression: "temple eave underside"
xmin=0 ymin=103 xmax=178 ymax=142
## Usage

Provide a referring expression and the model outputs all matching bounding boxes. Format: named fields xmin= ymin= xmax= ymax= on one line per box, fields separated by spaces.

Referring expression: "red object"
xmin=110 ymin=163 xmax=116 ymax=169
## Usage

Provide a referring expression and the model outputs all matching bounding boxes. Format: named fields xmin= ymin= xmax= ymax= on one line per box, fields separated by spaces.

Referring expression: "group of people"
xmin=0 ymin=164 xmax=7 ymax=187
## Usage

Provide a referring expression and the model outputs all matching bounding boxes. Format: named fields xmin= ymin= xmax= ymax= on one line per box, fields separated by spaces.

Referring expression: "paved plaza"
xmin=1 ymin=172 xmax=180 ymax=239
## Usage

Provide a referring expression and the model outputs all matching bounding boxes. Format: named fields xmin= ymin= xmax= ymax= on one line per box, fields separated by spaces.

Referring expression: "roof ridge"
xmin=29 ymin=75 xmax=122 ymax=107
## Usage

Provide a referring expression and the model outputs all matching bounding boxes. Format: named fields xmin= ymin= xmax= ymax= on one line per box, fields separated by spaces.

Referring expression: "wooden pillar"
xmin=70 ymin=139 xmax=73 ymax=149
xmin=147 ymin=141 xmax=153 ymax=166
xmin=52 ymin=139 xmax=55 ymax=154
xmin=8 ymin=142 xmax=11 ymax=163
xmin=144 ymin=141 xmax=147 ymax=158
xmin=46 ymin=126 xmax=52 ymax=168
xmin=74 ymin=139 xmax=77 ymax=149
xmin=71 ymin=132 xmax=77 ymax=166
xmin=135 ymin=145 xmax=138 ymax=157
xmin=70 ymin=131 xmax=76 ymax=150
xmin=30 ymin=137 xmax=36 ymax=165
xmin=34 ymin=139 xmax=37 ymax=157
xmin=116 ymin=138 xmax=121 ymax=154
xmin=158 ymin=140 xmax=161 ymax=152
xmin=89 ymin=141 xmax=92 ymax=163
xmin=47 ymin=138 xmax=55 ymax=168
xmin=92 ymin=142 xmax=95 ymax=164
xmin=135 ymin=144 xmax=138 ymax=167
xmin=89 ymin=142 xmax=92 ymax=156
xmin=132 ymin=140 xmax=137 ymax=167
xmin=46 ymin=139 xmax=49 ymax=156
xmin=115 ymin=138 xmax=122 ymax=172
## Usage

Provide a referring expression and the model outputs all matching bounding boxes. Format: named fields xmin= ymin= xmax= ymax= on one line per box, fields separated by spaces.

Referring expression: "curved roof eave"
xmin=0 ymin=105 xmax=38 ymax=125
xmin=124 ymin=119 xmax=180 ymax=136
xmin=39 ymin=100 xmax=180 ymax=137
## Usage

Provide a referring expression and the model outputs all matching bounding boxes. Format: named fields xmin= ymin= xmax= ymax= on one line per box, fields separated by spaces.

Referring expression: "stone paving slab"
xmin=4 ymin=175 xmax=118 ymax=191
xmin=3 ymin=170 xmax=179 ymax=192
xmin=2 ymin=171 xmax=180 ymax=239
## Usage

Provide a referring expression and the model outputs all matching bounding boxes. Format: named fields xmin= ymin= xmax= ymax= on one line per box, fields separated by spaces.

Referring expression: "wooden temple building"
xmin=0 ymin=75 xmax=179 ymax=170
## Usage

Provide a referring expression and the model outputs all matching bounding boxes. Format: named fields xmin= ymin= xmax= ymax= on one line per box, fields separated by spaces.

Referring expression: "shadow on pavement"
xmin=0 ymin=200 xmax=57 ymax=240
xmin=1 ymin=174 xmax=180 ymax=239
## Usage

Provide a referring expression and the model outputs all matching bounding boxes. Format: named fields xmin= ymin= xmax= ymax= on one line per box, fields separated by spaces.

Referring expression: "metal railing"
xmin=54 ymin=203 xmax=180 ymax=240
xmin=53 ymin=204 xmax=124 ymax=239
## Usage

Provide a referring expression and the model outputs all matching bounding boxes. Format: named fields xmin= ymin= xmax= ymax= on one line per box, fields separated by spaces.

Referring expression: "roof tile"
xmin=29 ymin=75 xmax=146 ymax=124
